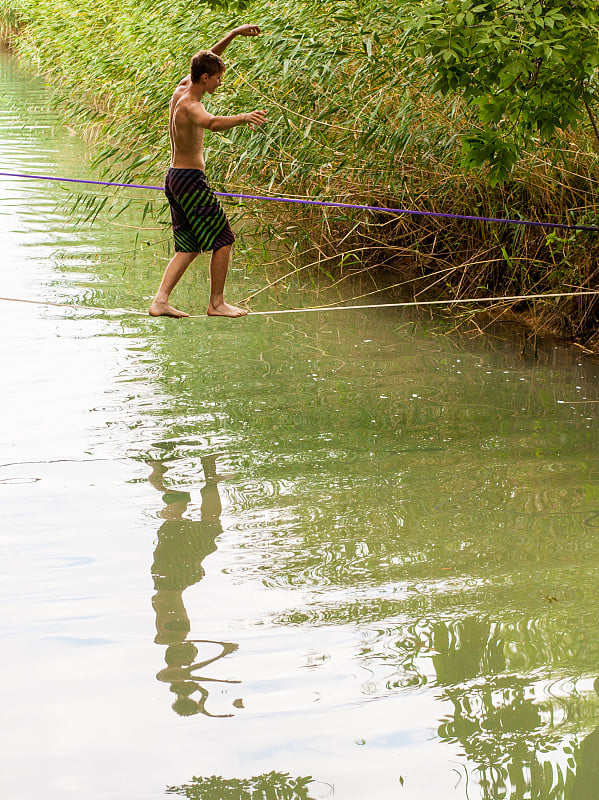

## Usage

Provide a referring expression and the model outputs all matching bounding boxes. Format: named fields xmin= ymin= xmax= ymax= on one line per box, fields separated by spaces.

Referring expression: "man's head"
xmin=190 ymin=50 xmax=225 ymax=91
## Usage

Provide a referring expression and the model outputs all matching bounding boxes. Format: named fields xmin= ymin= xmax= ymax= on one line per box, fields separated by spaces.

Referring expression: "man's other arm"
xmin=190 ymin=104 xmax=267 ymax=132
xmin=209 ymin=24 xmax=261 ymax=56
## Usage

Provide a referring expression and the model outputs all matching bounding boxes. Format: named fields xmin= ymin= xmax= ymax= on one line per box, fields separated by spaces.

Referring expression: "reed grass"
xmin=1 ymin=0 xmax=598 ymax=347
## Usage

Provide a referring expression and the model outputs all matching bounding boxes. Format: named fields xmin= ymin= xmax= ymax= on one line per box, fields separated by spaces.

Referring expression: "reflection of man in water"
xmin=148 ymin=454 xmax=239 ymax=717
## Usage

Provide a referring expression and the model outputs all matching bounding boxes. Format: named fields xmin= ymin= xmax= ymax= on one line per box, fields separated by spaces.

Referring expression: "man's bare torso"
xmin=169 ymin=77 xmax=207 ymax=171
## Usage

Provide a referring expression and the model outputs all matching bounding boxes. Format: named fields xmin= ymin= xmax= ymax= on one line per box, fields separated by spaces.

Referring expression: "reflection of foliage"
xmin=440 ymin=679 xmax=547 ymax=760
xmin=566 ymin=725 xmax=599 ymax=800
xmin=473 ymin=749 xmax=578 ymax=800
xmin=166 ymin=771 xmax=316 ymax=800
xmin=433 ymin=616 xmax=599 ymax=799
xmin=439 ymin=681 xmax=598 ymax=799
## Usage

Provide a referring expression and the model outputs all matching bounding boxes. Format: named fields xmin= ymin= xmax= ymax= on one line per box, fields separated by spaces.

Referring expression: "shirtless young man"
xmin=149 ymin=24 xmax=267 ymax=318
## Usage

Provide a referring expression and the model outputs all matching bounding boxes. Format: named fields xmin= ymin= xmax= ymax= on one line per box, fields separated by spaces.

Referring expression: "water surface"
xmin=1 ymin=52 xmax=599 ymax=800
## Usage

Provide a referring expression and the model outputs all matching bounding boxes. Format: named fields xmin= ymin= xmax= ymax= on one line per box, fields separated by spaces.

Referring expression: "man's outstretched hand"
xmin=234 ymin=24 xmax=261 ymax=37
xmin=244 ymin=110 xmax=267 ymax=131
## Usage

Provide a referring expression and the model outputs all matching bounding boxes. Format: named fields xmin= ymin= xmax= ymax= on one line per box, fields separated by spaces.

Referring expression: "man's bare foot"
xmin=149 ymin=299 xmax=190 ymax=318
xmin=207 ymin=301 xmax=248 ymax=318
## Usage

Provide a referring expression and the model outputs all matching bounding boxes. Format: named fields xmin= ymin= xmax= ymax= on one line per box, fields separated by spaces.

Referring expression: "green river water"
xmin=2 ymin=52 xmax=599 ymax=800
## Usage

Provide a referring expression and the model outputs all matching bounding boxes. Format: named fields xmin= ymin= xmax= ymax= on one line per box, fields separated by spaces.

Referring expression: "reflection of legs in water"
xmin=153 ymin=588 xmax=191 ymax=645
xmin=149 ymin=454 xmax=239 ymax=717
xmin=200 ymin=454 xmax=224 ymax=522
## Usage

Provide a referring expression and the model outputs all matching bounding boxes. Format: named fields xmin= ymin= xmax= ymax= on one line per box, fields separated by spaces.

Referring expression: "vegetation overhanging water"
xmin=0 ymin=0 xmax=598 ymax=346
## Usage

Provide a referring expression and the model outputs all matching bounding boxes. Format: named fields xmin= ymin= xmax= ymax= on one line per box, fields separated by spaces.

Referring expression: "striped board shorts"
xmin=164 ymin=167 xmax=236 ymax=253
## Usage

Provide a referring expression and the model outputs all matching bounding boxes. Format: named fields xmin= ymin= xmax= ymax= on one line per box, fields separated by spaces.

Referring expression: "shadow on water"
xmin=149 ymin=452 xmax=239 ymax=718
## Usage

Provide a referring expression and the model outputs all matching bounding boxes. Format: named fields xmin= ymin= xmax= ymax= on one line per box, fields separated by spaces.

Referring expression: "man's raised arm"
xmin=210 ymin=24 xmax=261 ymax=56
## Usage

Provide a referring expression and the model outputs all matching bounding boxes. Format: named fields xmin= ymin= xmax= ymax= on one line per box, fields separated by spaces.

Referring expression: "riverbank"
xmin=1 ymin=0 xmax=598 ymax=349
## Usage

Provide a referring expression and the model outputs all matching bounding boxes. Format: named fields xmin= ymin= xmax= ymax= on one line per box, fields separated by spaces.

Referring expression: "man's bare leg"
xmin=149 ymin=251 xmax=199 ymax=317
xmin=207 ymin=244 xmax=248 ymax=317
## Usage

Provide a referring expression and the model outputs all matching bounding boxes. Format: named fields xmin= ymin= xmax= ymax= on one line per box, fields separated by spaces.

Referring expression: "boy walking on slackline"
xmin=149 ymin=24 xmax=267 ymax=318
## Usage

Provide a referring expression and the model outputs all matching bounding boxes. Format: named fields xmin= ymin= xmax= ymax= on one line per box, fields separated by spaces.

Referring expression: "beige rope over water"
xmin=1 ymin=289 xmax=598 ymax=318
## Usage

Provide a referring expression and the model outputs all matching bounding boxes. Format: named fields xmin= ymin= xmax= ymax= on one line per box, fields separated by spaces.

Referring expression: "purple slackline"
xmin=1 ymin=169 xmax=598 ymax=232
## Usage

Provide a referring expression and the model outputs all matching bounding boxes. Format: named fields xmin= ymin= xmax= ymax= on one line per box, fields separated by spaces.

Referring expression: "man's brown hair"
xmin=190 ymin=51 xmax=225 ymax=83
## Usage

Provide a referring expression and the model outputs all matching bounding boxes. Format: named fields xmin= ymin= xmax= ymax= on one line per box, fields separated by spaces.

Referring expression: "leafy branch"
xmin=407 ymin=0 xmax=599 ymax=183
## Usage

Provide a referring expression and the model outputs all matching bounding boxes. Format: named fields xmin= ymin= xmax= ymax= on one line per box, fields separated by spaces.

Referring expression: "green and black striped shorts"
xmin=164 ymin=168 xmax=235 ymax=253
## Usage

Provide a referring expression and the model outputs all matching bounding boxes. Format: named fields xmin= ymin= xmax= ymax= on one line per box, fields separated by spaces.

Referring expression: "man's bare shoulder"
xmin=171 ymin=91 xmax=206 ymax=115
xmin=170 ymin=93 xmax=211 ymax=131
xmin=171 ymin=77 xmax=191 ymax=101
